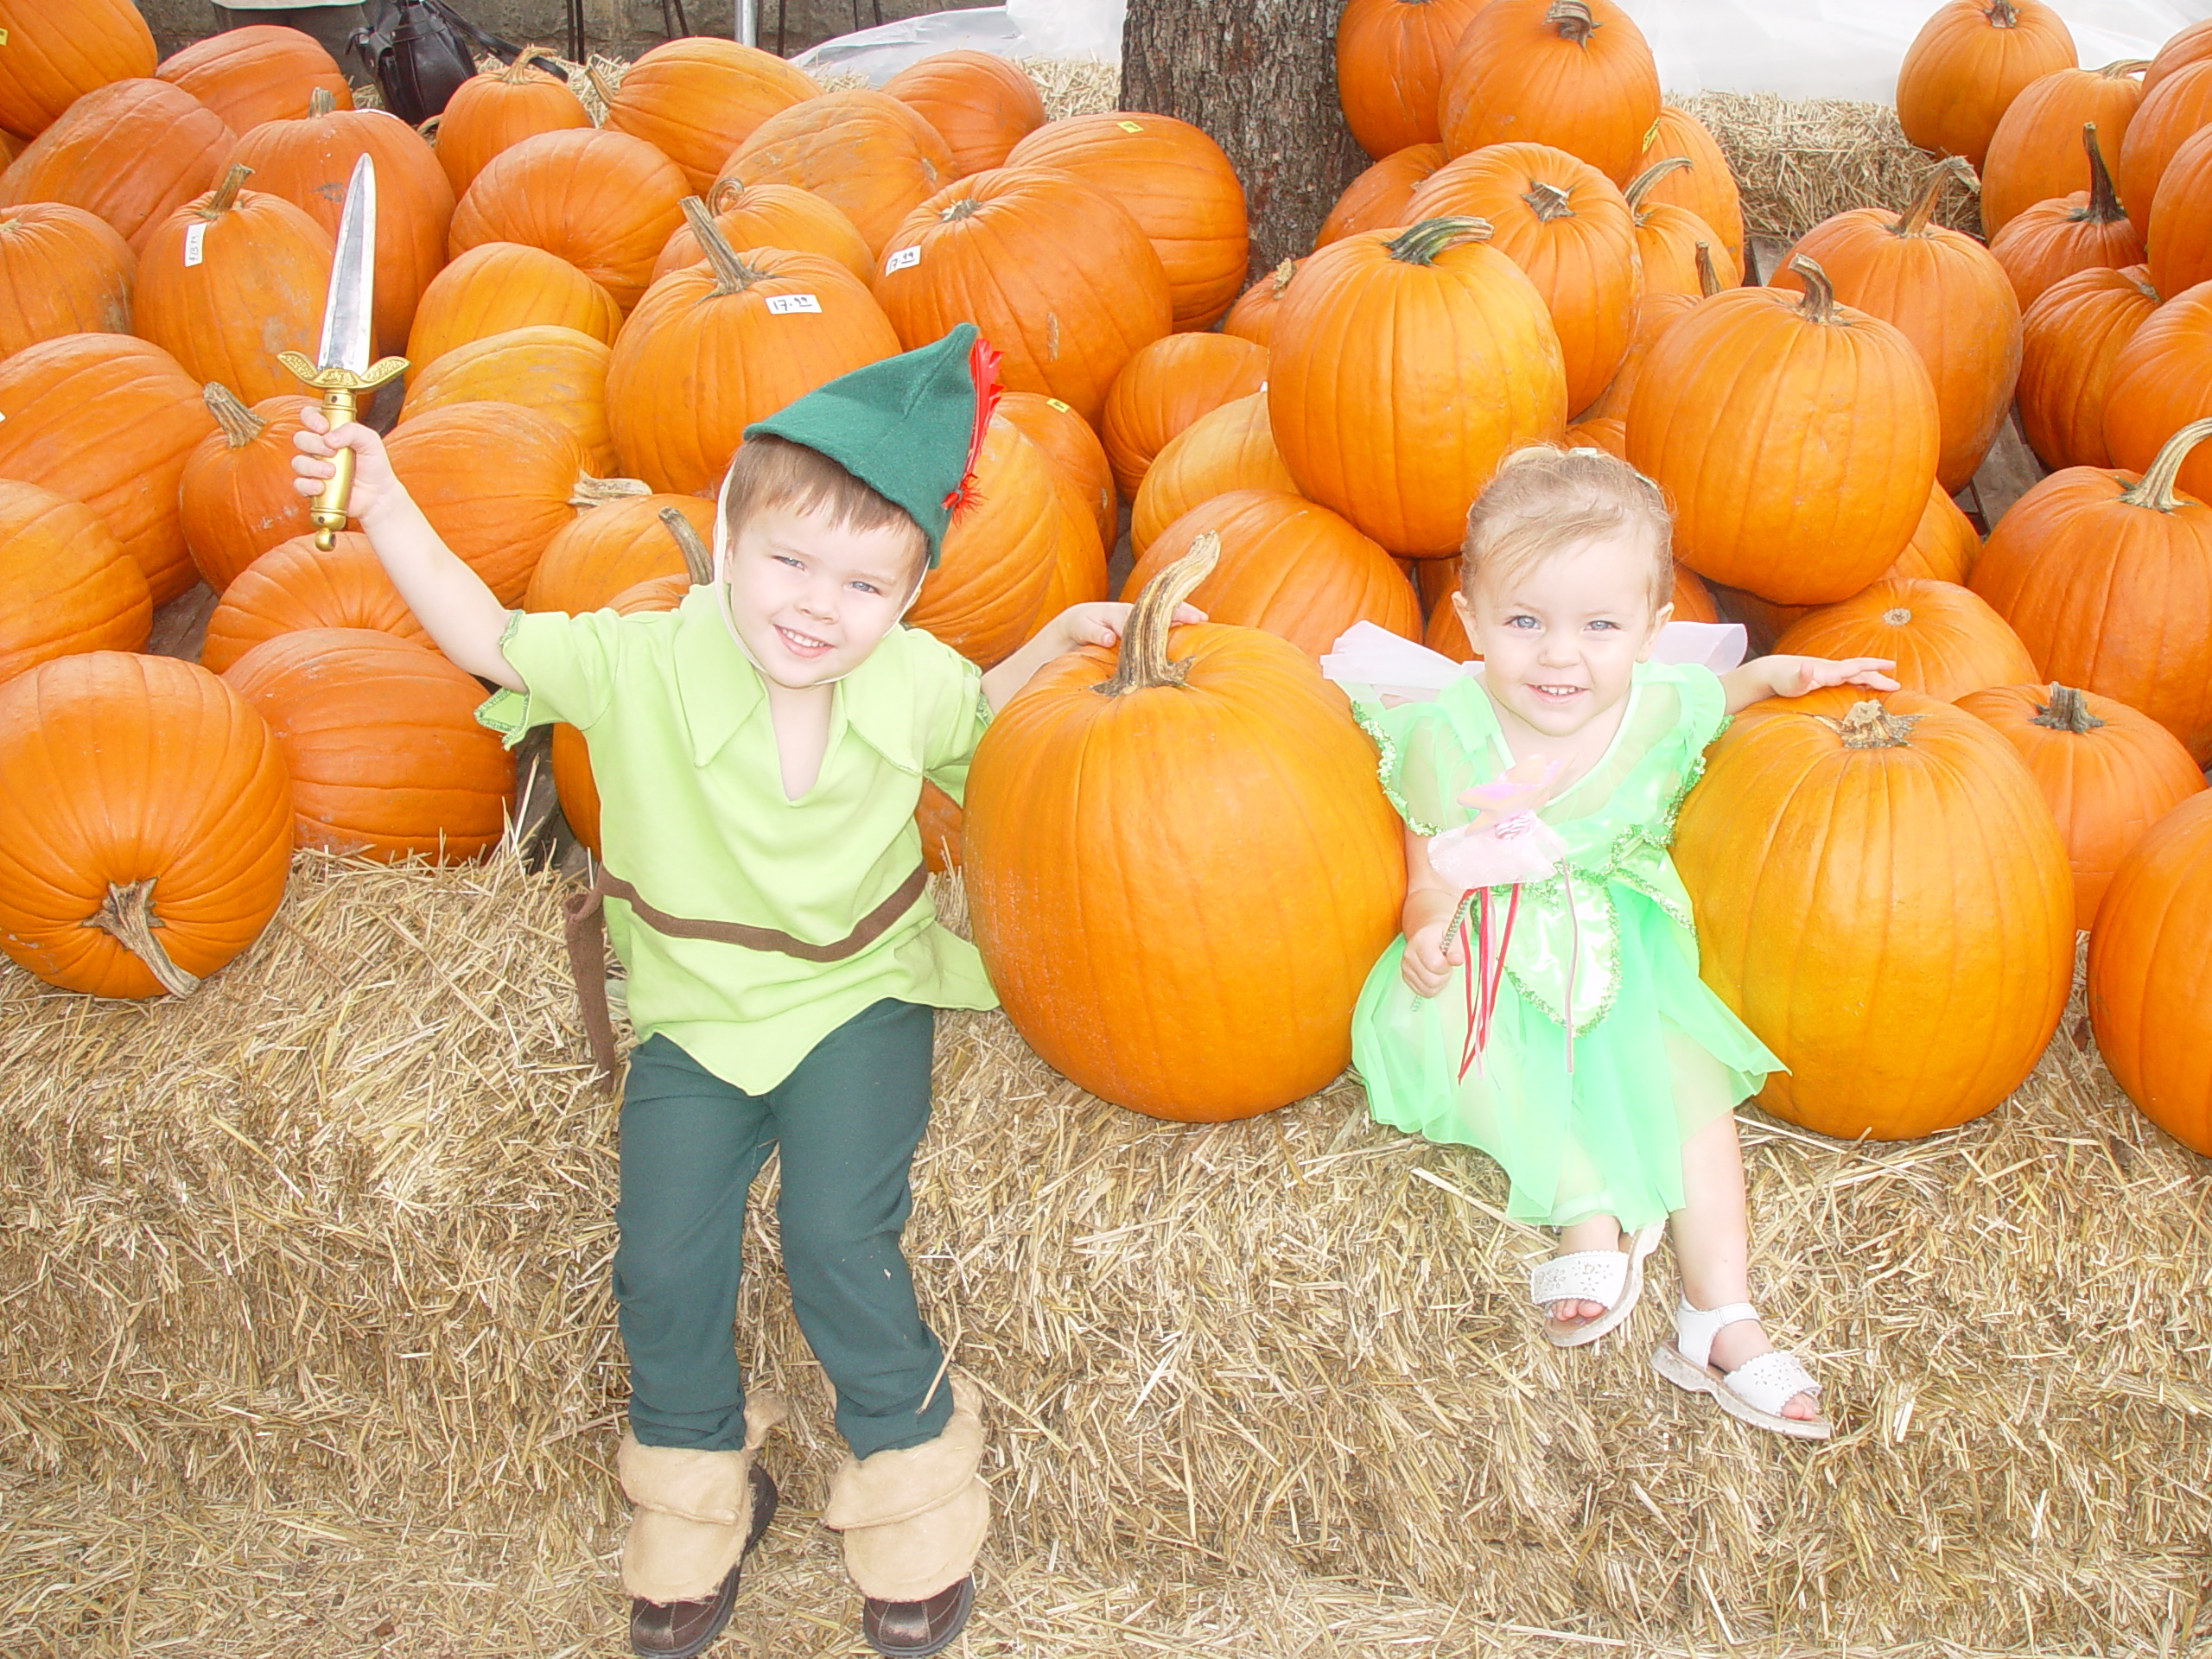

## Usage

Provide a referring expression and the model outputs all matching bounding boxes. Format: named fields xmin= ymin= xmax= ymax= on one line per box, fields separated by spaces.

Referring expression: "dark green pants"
xmin=614 ymin=1002 xmax=954 ymax=1461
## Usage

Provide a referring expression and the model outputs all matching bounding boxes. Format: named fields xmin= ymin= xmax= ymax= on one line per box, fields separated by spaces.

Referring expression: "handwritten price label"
xmin=764 ymin=293 xmax=822 ymax=315
xmin=884 ymin=245 xmax=922 ymax=274
xmin=183 ymin=222 xmax=207 ymax=268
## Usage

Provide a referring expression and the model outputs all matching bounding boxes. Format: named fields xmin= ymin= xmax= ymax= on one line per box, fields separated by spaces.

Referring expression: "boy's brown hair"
xmin=1459 ymin=444 xmax=1676 ymax=616
xmin=720 ymin=435 xmax=929 ymax=573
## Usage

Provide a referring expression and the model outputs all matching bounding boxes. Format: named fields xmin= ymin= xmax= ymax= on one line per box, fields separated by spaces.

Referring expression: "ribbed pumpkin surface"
xmin=2088 ymin=791 xmax=2212 ymax=1154
xmin=720 ymin=91 xmax=957 ymax=257
xmin=0 ymin=0 xmax=158 ymax=137
xmin=1774 ymin=578 xmax=2036 ymax=702
xmin=0 ymin=480 xmax=151 ymax=682
xmin=651 ymin=179 xmax=873 ymax=286
xmin=1130 ymin=391 xmax=1302 ymax=556
xmin=524 ymin=494 xmax=715 ymax=615
xmin=180 ymin=387 xmax=316 ymax=594
xmin=405 ymin=240 xmax=621 ymax=367
xmin=0 ymin=79 xmax=232 ymax=250
xmin=2014 ymin=263 xmax=2158 ymax=471
xmin=883 ymin=50 xmax=1046 ymax=177
xmin=997 ymin=391 xmax=1118 ymax=554
xmin=429 ymin=58 xmax=590 ymax=199
xmin=0 ymin=202 xmax=134 ymax=360
xmin=156 ymin=23 xmax=352 ymax=135
xmin=200 ymin=532 xmax=430 ymax=674
xmin=450 ymin=128 xmax=688 ymax=315
xmin=1314 ymin=143 xmax=1446 ymax=246
xmin=908 ymin=416 xmax=1069 ymax=668
xmin=1101 ymin=332 xmax=1269 ymax=499
xmin=601 ymin=36 xmax=813 ymax=192
xmin=1439 ymin=0 xmax=1661 ymax=183
xmin=383 ymin=401 xmax=591 ymax=607
xmin=402 ymin=324 xmax=616 ymax=477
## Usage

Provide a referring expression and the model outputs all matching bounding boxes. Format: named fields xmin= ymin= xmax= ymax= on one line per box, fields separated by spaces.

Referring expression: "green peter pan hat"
xmin=742 ymin=322 xmax=1002 ymax=569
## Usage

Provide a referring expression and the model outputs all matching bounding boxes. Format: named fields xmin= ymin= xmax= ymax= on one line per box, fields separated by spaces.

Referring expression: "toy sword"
xmin=279 ymin=154 xmax=407 ymax=549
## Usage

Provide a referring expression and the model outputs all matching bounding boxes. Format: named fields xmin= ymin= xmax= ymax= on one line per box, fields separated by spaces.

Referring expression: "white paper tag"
xmin=884 ymin=245 xmax=922 ymax=274
xmin=183 ymin=222 xmax=207 ymax=268
xmin=764 ymin=293 xmax=822 ymax=315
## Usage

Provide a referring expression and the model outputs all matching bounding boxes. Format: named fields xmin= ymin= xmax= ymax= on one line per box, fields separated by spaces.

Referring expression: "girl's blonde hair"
xmin=1459 ymin=445 xmax=1675 ymax=615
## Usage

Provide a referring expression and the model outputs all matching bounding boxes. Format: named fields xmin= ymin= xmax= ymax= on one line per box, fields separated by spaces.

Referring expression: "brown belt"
xmin=562 ymin=863 xmax=931 ymax=1084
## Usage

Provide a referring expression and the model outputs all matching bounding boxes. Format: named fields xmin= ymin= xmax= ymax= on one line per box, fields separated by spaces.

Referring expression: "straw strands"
xmin=2 ymin=849 xmax=2208 ymax=1656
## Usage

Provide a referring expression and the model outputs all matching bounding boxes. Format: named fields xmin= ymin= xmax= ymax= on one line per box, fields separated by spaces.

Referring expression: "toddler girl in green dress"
xmin=1322 ymin=446 xmax=1897 ymax=1440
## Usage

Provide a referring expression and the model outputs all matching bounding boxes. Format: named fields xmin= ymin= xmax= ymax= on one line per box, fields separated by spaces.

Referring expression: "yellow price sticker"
xmin=0 ymin=29 xmax=10 ymax=44
xmin=1117 ymin=120 xmax=1144 ymax=133
xmin=1046 ymin=398 xmax=1071 ymax=412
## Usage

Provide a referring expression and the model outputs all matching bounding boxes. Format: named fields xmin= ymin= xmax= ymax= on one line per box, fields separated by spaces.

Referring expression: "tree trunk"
xmin=1121 ymin=0 xmax=1366 ymax=281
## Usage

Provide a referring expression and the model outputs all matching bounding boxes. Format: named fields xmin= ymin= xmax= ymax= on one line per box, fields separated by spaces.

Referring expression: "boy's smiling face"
xmin=720 ymin=499 xmax=927 ymax=690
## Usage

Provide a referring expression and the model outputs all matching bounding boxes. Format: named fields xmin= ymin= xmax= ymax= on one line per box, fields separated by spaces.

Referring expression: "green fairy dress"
xmin=1345 ymin=660 xmax=1780 ymax=1233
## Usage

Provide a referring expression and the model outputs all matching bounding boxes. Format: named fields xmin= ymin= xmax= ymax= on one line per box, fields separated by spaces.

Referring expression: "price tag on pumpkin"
xmin=764 ymin=293 xmax=822 ymax=315
xmin=1117 ymin=120 xmax=1143 ymax=133
xmin=1046 ymin=398 xmax=1071 ymax=413
xmin=0 ymin=29 xmax=10 ymax=44
xmin=884 ymin=245 xmax=921 ymax=274
xmin=183 ymin=222 xmax=207 ymax=268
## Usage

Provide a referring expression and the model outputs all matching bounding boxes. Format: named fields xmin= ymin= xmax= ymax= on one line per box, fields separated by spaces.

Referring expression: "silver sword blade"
xmin=315 ymin=154 xmax=378 ymax=374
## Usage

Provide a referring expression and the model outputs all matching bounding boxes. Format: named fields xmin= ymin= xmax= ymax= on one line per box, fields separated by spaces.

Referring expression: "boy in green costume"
xmin=295 ymin=326 xmax=1189 ymax=1659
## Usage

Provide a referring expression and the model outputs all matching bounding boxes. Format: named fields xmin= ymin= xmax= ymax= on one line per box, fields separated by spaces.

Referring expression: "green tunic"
xmin=1346 ymin=660 xmax=1781 ymax=1232
xmin=477 ymin=588 xmax=998 ymax=1094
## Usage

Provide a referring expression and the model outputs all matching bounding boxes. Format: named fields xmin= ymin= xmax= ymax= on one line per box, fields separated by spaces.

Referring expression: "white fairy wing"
xmin=1319 ymin=621 xmax=1475 ymax=704
xmin=1651 ymin=620 xmax=1748 ymax=672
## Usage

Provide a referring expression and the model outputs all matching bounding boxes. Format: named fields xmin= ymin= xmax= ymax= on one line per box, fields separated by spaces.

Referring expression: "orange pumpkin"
xmin=1635 ymin=106 xmax=1744 ymax=267
xmin=524 ymin=494 xmax=716 ymax=615
xmin=430 ymin=52 xmax=591 ymax=199
xmin=179 ymin=384 xmax=316 ymax=593
xmin=650 ymin=176 xmax=873 ymax=286
xmin=548 ymin=573 xmax=694 ymax=857
xmin=1628 ymin=257 xmax=1938 ymax=604
xmin=608 ymin=205 xmax=901 ymax=496
xmin=1131 ymin=391 xmax=1303 ymax=556
xmin=1406 ymin=143 xmax=1637 ymax=416
xmin=223 ymin=626 xmax=514 ymax=863
xmin=0 ymin=0 xmax=157 ymax=138
xmin=1100 ymin=333 xmax=1269 ymax=499
xmin=0 ymin=332 xmax=217 ymax=604
xmin=907 ymin=416 xmax=1070 ymax=666
xmin=1335 ymin=0 xmax=1494 ymax=158
xmin=603 ymin=36 xmax=815 ymax=193
xmin=1580 ymin=240 xmax=1723 ymax=421
xmin=132 ymin=164 xmax=333 ymax=407
xmin=1222 ymin=257 xmax=1301 ymax=346
xmin=2015 ymin=262 xmax=2159 ymax=470
xmin=1897 ymin=0 xmax=2078 ymax=170
xmin=997 ymin=390 xmax=1118 ymax=554
xmin=1030 ymin=504 xmax=1110 ymax=621
xmin=1563 ymin=413 xmax=1627 ymax=456
xmin=1439 ymin=0 xmax=1661 ymax=185
xmin=0 ymin=201 xmax=134 ymax=359
xmin=405 ymin=239 xmax=622 ymax=367
xmin=0 ymin=652 xmax=291 ymax=998
xmin=1270 ymin=218 xmax=1567 ymax=557
xmin=401 ymin=324 xmax=617 ymax=476
xmin=1314 ymin=142 xmax=1448 ymax=246
xmin=914 ymin=779 xmax=963 ymax=874
xmin=1676 ymin=689 xmax=2073 ymax=1139
xmin=2146 ymin=124 xmax=2212 ymax=300
xmin=1773 ymin=577 xmax=2036 ymax=702
xmin=2145 ymin=17 xmax=2212 ymax=91
xmin=883 ymin=50 xmax=1046 ymax=177
xmin=1980 ymin=61 xmax=2146 ymax=234
xmin=2088 ymin=790 xmax=2212 ymax=1153
xmin=1988 ymin=124 xmax=2145 ymax=308
xmin=1624 ymin=156 xmax=1741 ymax=300
xmin=449 ymin=126 xmax=688 ymax=315
xmin=963 ymin=541 xmax=1407 ymax=1120
xmin=0 ymin=79 xmax=233 ymax=251
xmin=0 ymin=479 xmax=150 ymax=681
xmin=718 ymin=90 xmax=957 ymax=257
xmin=1714 ymin=480 xmax=1983 ymax=643
xmin=1005 ymin=112 xmax=1249 ymax=332
xmin=156 ymin=23 xmax=350 ymax=136
xmin=2117 ymin=59 xmax=2212 ymax=239
xmin=2101 ymin=279 xmax=2212 ymax=504
xmin=1973 ymin=417 xmax=2212 ymax=761
xmin=873 ymin=166 xmax=1171 ymax=426
xmin=1958 ymin=681 xmax=2204 ymax=931
xmin=200 ymin=531 xmax=431 ymax=673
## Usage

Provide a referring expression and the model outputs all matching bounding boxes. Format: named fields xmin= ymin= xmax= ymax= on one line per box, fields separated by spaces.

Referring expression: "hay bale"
xmin=3 ymin=849 xmax=2208 ymax=1654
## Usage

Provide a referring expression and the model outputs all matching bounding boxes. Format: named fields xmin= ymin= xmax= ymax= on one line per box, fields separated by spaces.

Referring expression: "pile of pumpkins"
xmin=0 ymin=0 xmax=2204 ymax=1154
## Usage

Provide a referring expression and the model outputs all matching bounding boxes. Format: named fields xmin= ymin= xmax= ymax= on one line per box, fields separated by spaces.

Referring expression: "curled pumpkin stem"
xmin=1788 ymin=255 xmax=1840 ymax=322
xmin=204 ymin=382 xmax=265 ymax=448
xmin=1547 ymin=0 xmax=1598 ymax=44
xmin=2032 ymin=684 xmax=2105 ymax=734
xmin=677 ymin=195 xmax=773 ymax=295
xmin=1097 ymin=531 xmax=1218 ymax=698
xmin=1624 ymin=155 xmax=1693 ymax=213
xmin=707 ymin=176 xmax=746 ymax=215
xmin=1895 ymin=157 xmax=1976 ymax=236
xmin=1386 ymin=216 xmax=1495 ymax=264
xmin=569 ymin=474 xmax=651 ymax=509
xmin=2118 ymin=416 xmax=2212 ymax=513
xmin=1694 ymin=240 xmax=1724 ymax=297
xmin=660 ymin=506 xmax=715 ymax=586
xmin=198 ymin=162 xmax=252 ymax=219
xmin=86 ymin=879 xmax=201 ymax=999
xmin=1522 ymin=181 xmax=1576 ymax=223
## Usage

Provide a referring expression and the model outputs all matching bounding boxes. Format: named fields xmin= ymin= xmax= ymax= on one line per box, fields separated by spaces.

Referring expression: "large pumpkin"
xmin=603 ymin=36 xmax=815 ymax=193
xmin=0 ymin=652 xmax=291 ymax=998
xmin=1772 ymin=577 xmax=2036 ymax=702
xmin=1407 ymin=143 xmax=1637 ymax=415
xmin=449 ymin=126 xmax=688 ymax=315
xmin=1122 ymin=488 xmax=1419 ymax=657
xmin=200 ymin=531 xmax=431 ymax=673
xmin=156 ymin=24 xmax=350 ymax=136
xmin=607 ymin=203 xmax=901 ymax=496
xmin=2088 ymin=791 xmax=2212 ymax=1154
xmin=873 ymin=166 xmax=1171 ymax=426
xmin=0 ymin=331 xmax=217 ymax=604
xmin=2101 ymin=278 xmax=2212 ymax=505
xmin=1971 ymin=417 xmax=2212 ymax=761
xmin=429 ymin=53 xmax=591 ymax=199
xmin=997 ymin=391 xmax=1118 ymax=554
xmin=0 ymin=479 xmax=150 ymax=682
xmin=1987 ymin=124 xmax=2145 ymax=309
xmin=1438 ymin=0 xmax=1661 ymax=186
xmin=650 ymin=176 xmax=872 ymax=286
xmin=2014 ymin=262 xmax=2159 ymax=470
xmin=1269 ymin=217 xmax=1567 ymax=557
xmin=223 ymin=626 xmax=514 ymax=862
xmin=907 ymin=416 xmax=1070 ymax=667
xmin=718 ymin=91 xmax=957 ymax=258
xmin=1004 ymin=113 xmax=1249 ymax=332
xmin=1980 ymin=62 xmax=2145 ymax=234
xmin=1335 ymin=0 xmax=1493 ymax=158
xmin=400 ymin=324 xmax=617 ymax=476
xmin=883 ymin=51 xmax=1046 ymax=177
xmin=0 ymin=0 xmax=156 ymax=138
xmin=2117 ymin=60 xmax=2212 ymax=239
xmin=1624 ymin=156 xmax=1741 ymax=302
xmin=1634 ymin=106 xmax=1744 ymax=267
xmin=133 ymin=163 xmax=333 ymax=407
xmin=1626 ymin=257 xmax=1938 ymax=605
xmin=0 ymin=79 xmax=232 ymax=251
xmin=2145 ymin=19 xmax=2212 ymax=92
xmin=963 ymin=540 xmax=1407 ymax=1120
xmin=1958 ymin=681 xmax=2204 ymax=931
xmin=1222 ymin=257 xmax=1302 ymax=346
xmin=0 ymin=201 xmax=134 ymax=360
xmin=1130 ymin=391 xmax=1302 ymax=556
xmin=2146 ymin=124 xmax=2212 ymax=302
xmin=179 ymin=384 xmax=316 ymax=592
xmin=405 ymin=240 xmax=622 ymax=367
xmin=1675 ymin=688 xmax=2074 ymax=1140
xmin=1314 ymin=142 xmax=1448 ymax=246
xmin=1100 ymin=333 xmax=1268 ymax=499
xmin=524 ymin=494 xmax=715 ymax=615
xmin=1896 ymin=0 xmax=2078 ymax=170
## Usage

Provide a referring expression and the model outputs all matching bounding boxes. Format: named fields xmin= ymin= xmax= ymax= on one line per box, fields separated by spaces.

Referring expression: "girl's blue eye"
xmin=1507 ymin=613 xmax=1539 ymax=629
xmin=850 ymin=581 xmax=881 ymax=596
xmin=1588 ymin=619 xmax=1619 ymax=632
xmin=774 ymin=554 xmax=804 ymax=570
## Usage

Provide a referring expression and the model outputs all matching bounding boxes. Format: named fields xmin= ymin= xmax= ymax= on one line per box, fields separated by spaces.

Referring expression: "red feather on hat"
xmin=942 ymin=334 xmax=1004 ymax=518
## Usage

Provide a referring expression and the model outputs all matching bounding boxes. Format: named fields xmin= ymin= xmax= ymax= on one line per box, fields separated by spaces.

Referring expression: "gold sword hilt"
xmin=278 ymin=351 xmax=409 ymax=550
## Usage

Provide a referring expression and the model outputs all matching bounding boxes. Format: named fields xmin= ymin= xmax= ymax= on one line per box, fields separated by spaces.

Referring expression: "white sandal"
xmin=1650 ymin=1300 xmax=1833 ymax=1440
xmin=1528 ymin=1222 xmax=1663 ymax=1347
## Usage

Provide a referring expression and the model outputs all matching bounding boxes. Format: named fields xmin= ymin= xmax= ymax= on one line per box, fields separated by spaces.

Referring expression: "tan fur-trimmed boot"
xmin=823 ymin=1373 xmax=988 ymax=1658
xmin=619 ymin=1395 xmax=785 ymax=1659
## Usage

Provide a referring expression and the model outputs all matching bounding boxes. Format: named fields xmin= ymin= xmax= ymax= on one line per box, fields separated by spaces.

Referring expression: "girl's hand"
xmin=1045 ymin=599 xmax=1207 ymax=652
xmin=291 ymin=405 xmax=404 ymax=527
xmin=1401 ymin=914 xmax=1465 ymax=999
xmin=1766 ymin=654 xmax=1900 ymax=697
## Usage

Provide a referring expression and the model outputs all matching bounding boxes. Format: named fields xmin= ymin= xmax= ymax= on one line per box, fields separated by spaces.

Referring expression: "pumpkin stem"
xmin=678 ymin=195 xmax=772 ymax=295
xmin=1895 ymin=157 xmax=1975 ymax=236
xmin=198 ymin=163 xmax=252 ymax=219
xmin=1096 ymin=531 xmax=1218 ymax=698
xmin=659 ymin=506 xmax=715 ymax=586
xmin=1385 ymin=216 xmax=1495 ymax=264
xmin=1880 ymin=607 xmax=1913 ymax=626
xmin=2032 ymin=683 xmax=2105 ymax=733
xmin=569 ymin=475 xmax=652 ymax=509
xmin=2081 ymin=123 xmax=2126 ymax=223
xmin=1986 ymin=0 xmax=2020 ymax=25
xmin=1624 ymin=154 xmax=1693 ymax=213
xmin=202 ymin=383 xmax=266 ymax=448
xmin=1547 ymin=0 xmax=1598 ymax=45
xmin=938 ymin=194 xmax=982 ymax=223
xmin=588 ymin=67 xmax=618 ymax=109
xmin=500 ymin=45 xmax=550 ymax=83
xmin=86 ymin=879 xmax=201 ymax=998
xmin=309 ymin=86 xmax=336 ymax=118
xmin=1788 ymin=255 xmax=1841 ymax=323
xmin=1694 ymin=239 xmax=1723 ymax=297
xmin=1269 ymin=257 xmax=1298 ymax=295
xmin=1815 ymin=699 xmax=1924 ymax=749
xmin=707 ymin=176 xmax=745 ymax=215
xmin=1522 ymin=181 xmax=1576 ymax=222
xmin=2097 ymin=58 xmax=2152 ymax=78
xmin=2117 ymin=416 xmax=2212 ymax=513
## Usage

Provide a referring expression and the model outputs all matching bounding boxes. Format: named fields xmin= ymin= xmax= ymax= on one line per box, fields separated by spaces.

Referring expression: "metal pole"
xmin=736 ymin=0 xmax=756 ymax=45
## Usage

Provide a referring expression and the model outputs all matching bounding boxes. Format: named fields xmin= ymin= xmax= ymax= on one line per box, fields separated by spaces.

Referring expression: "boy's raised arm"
xmin=292 ymin=407 xmax=524 ymax=691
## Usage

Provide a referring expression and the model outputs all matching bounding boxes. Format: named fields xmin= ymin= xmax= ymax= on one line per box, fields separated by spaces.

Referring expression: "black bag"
xmin=351 ymin=0 xmax=567 ymax=126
